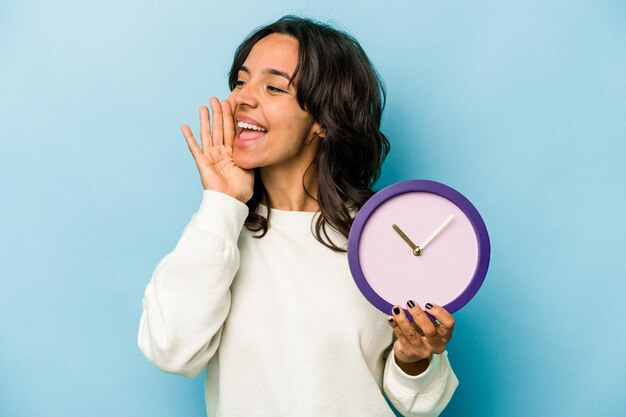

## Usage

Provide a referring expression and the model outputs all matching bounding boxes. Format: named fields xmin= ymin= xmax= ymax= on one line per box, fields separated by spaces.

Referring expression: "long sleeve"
xmin=137 ymin=190 xmax=249 ymax=378
xmin=382 ymin=345 xmax=459 ymax=417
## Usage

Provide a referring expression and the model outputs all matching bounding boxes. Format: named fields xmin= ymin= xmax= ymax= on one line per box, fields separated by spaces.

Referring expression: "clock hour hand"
xmin=419 ymin=215 xmax=455 ymax=252
xmin=392 ymin=224 xmax=423 ymax=256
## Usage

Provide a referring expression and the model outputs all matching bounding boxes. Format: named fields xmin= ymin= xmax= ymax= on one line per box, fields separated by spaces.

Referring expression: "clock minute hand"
xmin=392 ymin=224 xmax=422 ymax=256
xmin=419 ymin=214 xmax=455 ymax=251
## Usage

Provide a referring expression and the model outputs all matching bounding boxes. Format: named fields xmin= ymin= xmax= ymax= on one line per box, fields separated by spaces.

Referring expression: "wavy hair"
xmin=228 ymin=15 xmax=390 ymax=252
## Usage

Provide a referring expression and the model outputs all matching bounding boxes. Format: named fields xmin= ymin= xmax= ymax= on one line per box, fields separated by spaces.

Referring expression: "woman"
xmin=138 ymin=15 xmax=458 ymax=417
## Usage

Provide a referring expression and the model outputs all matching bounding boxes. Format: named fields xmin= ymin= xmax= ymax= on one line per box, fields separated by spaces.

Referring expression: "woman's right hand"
xmin=181 ymin=97 xmax=254 ymax=203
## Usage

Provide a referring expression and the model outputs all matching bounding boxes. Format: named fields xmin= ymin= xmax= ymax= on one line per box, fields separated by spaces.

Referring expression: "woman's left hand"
xmin=387 ymin=301 xmax=455 ymax=364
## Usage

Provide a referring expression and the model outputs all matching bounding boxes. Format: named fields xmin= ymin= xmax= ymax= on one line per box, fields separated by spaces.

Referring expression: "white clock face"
xmin=358 ymin=191 xmax=479 ymax=308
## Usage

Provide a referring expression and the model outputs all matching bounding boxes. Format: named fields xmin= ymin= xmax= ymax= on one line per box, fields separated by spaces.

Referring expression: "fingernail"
xmin=393 ymin=306 xmax=401 ymax=315
xmin=407 ymin=300 xmax=415 ymax=308
xmin=387 ymin=317 xmax=394 ymax=323
xmin=425 ymin=303 xmax=433 ymax=309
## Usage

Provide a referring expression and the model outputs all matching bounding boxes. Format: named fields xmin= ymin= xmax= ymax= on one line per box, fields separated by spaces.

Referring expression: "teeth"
xmin=237 ymin=121 xmax=267 ymax=132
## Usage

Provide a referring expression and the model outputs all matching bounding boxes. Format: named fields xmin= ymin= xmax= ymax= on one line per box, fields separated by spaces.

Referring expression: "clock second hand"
xmin=420 ymin=214 xmax=455 ymax=251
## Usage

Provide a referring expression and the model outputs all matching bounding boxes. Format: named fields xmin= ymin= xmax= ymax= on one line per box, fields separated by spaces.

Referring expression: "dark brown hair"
xmin=228 ymin=15 xmax=390 ymax=252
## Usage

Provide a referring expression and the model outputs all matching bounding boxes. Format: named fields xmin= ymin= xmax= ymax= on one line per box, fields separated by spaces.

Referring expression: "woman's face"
xmin=227 ymin=33 xmax=322 ymax=170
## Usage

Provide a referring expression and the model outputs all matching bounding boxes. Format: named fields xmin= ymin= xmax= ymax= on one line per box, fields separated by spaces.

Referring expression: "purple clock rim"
xmin=347 ymin=179 xmax=491 ymax=320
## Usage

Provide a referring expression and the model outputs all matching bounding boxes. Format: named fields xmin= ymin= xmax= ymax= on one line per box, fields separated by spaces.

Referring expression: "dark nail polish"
xmin=407 ymin=300 xmax=415 ymax=308
xmin=393 ymin=306 xmax=401 ymax=315
xmin=425 ymin=303 xmax=433 ymax=309
xmin=387 ymin=317 xmax=394 ymax=323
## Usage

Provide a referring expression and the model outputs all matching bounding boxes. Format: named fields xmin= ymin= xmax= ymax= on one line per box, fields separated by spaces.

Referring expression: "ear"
xmin=313 ymin=121 xmax=325 ymax=138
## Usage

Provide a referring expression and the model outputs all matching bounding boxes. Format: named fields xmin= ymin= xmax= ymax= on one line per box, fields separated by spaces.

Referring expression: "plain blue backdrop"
xmin=1 ymin=1 xmax=625 ymax=416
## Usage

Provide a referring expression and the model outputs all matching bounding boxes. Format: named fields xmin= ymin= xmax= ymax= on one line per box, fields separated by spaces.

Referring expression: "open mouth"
xmin=236 ymin=120 xmax=268 ymax=142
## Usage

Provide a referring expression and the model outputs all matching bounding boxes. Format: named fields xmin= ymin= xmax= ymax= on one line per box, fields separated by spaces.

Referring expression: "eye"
xmin=235 ymin=80 xmax=245 ymax=88
xmin=267 ymin=85 xmax=286 ymax=93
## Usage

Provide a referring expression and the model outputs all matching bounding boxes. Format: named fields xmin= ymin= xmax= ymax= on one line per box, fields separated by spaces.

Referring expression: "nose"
xmin=229 ymin=82 xmax=259 ymax=110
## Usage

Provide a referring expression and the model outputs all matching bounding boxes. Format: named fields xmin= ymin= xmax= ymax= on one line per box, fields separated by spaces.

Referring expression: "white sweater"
xmin=138 ymin=190 xmax=459 ymax=417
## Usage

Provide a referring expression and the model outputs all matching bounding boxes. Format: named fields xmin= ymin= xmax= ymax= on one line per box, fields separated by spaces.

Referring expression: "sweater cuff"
xmin=191 ymin=190 xmax=249 ymax=240
xmin=385 ymin=349 xmax=444 ymax=394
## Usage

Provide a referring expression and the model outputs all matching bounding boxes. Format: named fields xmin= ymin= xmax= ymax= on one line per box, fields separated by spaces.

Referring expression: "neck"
xmin=260 ymin=160 xmax=319 ymax=212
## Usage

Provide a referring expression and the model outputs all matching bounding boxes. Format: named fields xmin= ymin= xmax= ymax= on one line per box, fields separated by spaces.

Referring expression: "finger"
xmin=386 ymin=316 xmax=411 ymax=348
xmin=181 ymin=124 xmax=202 ymax=162
xmin=222 ymin=100 xmax=235 ymax=148
xmin=210 ymin=97 xmax=224 ymax=147
xmin=425 ymin=303 xmax=455 ymax=339
xmin=391 ymin=305 xmax=426 ymax=350
xmin=199 ymin=105 xmax=212 ymax=150
xmin=406 ymin=300 xmax=445 ymax=353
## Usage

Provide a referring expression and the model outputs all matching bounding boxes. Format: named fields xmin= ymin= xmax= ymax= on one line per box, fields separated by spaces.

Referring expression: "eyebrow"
xmin=239 ymin=66 xmax=292 ymax=83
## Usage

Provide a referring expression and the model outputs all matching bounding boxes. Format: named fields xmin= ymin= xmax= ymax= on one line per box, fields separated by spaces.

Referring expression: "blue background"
xmin=1 ymin=1 xmax=625 ymax=416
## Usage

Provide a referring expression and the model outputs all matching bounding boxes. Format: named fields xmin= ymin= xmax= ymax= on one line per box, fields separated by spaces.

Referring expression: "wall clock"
xmin=347 ymin=180 xmax=490 ymax=321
